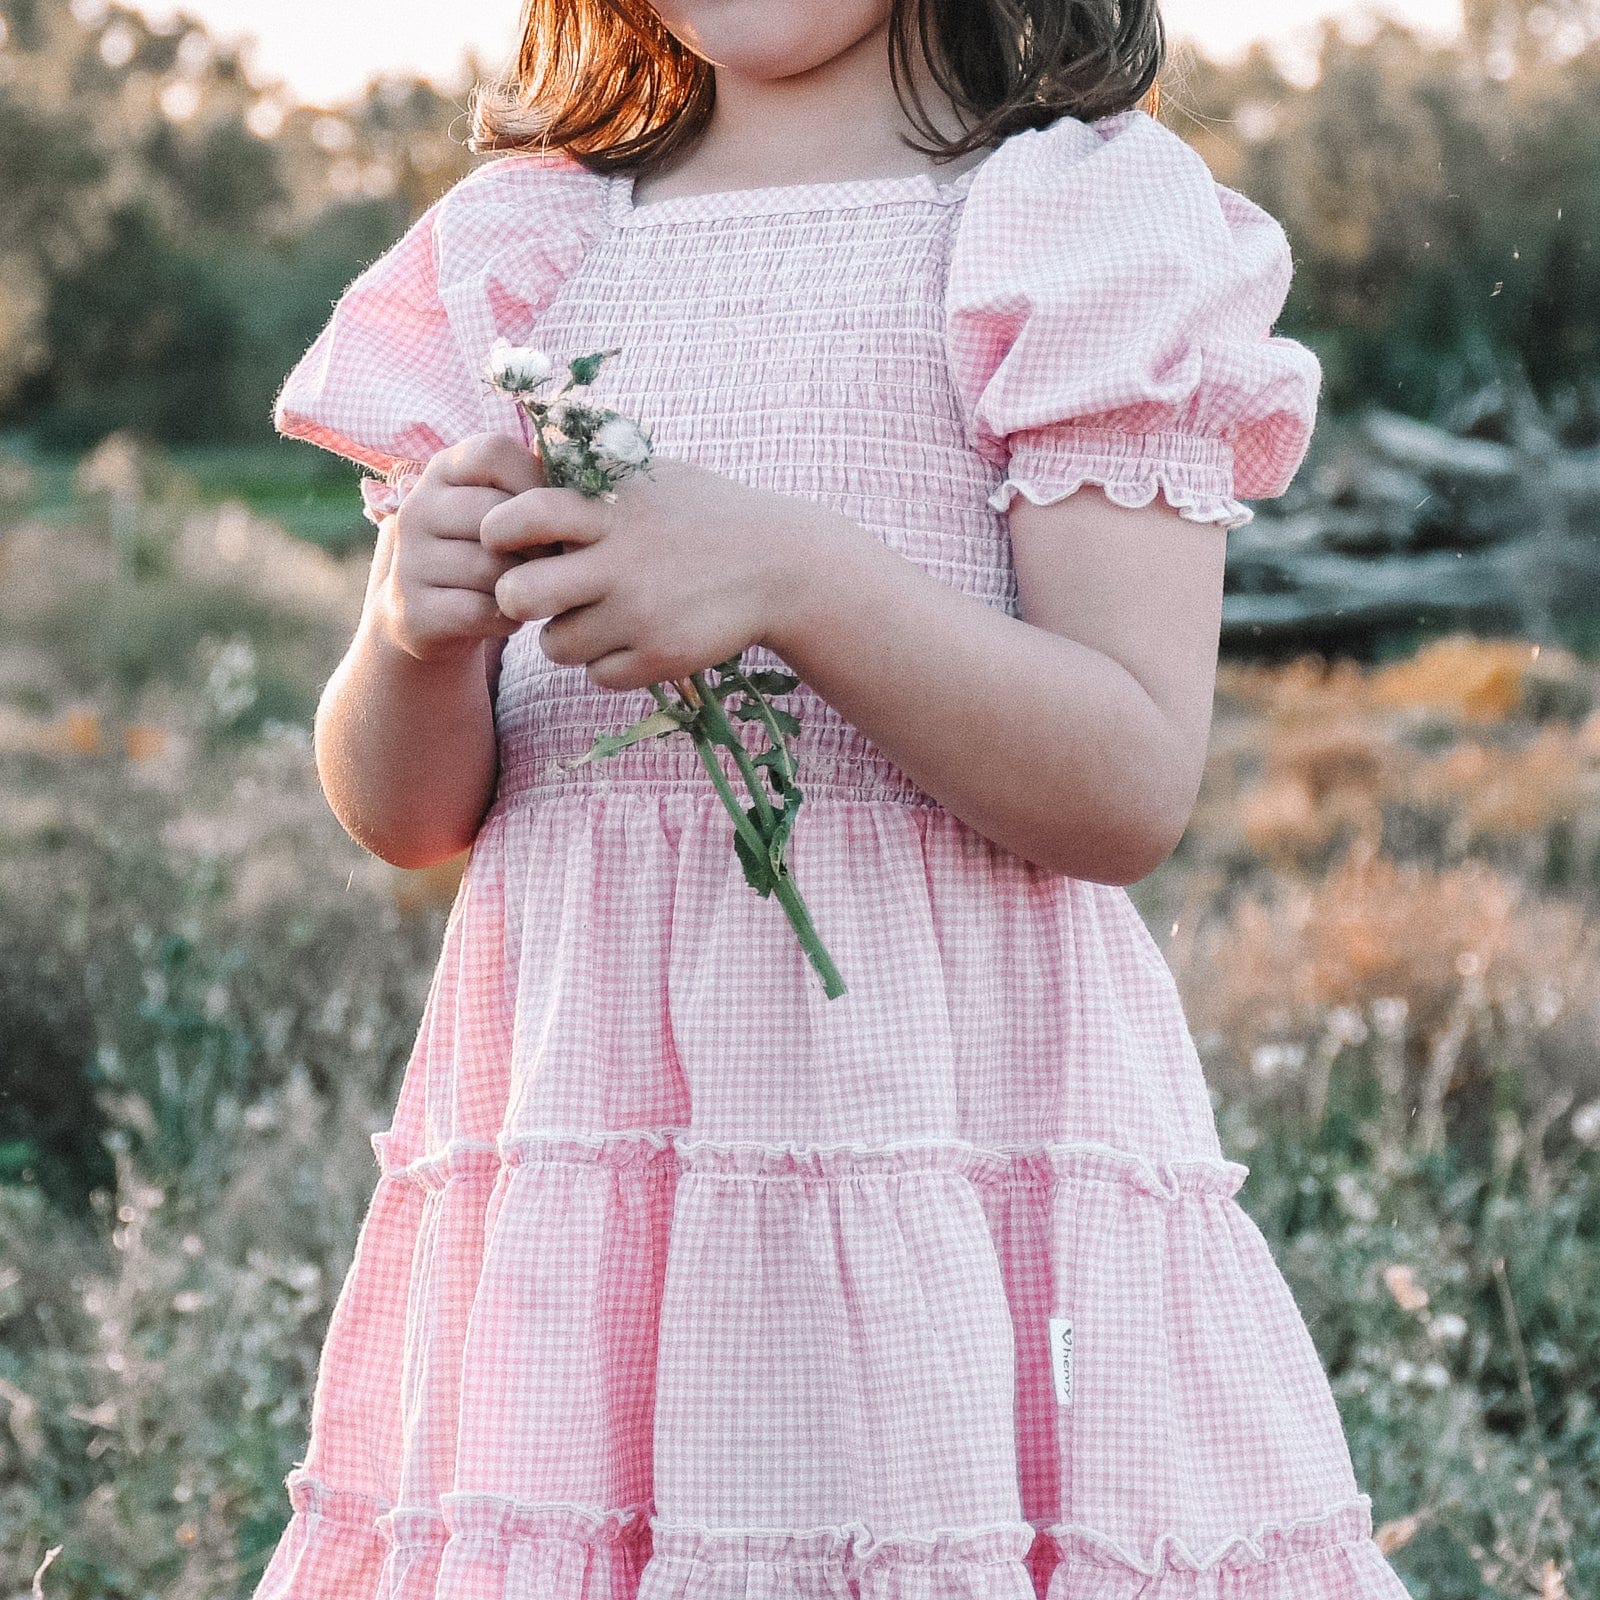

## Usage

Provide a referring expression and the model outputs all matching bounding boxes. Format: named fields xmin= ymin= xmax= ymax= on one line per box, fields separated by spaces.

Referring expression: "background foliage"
xmin=1 ymin=0 xmax=1598 ymax=453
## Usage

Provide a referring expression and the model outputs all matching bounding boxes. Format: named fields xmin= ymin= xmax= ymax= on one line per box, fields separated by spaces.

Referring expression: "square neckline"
xmin=605 ymin=151 xmax=994 ymax=229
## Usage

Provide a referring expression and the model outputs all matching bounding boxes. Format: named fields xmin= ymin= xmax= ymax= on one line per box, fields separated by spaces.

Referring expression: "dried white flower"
xmin=592 ymin=414 xmax=653 ymax=471
xmin=485 ymin=338 xmax=552 ymax=395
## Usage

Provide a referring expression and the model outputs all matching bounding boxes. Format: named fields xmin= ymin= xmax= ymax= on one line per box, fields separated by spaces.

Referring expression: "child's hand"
xmin=373 ymin=433 xmax=548 ymax=664
xmin=481 ymin=455 xmax=812 ymax=692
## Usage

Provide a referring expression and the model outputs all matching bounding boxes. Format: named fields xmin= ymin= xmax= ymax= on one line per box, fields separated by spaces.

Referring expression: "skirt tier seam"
xmin=1046 ymin=1493 xmax=1377 ymax=1574
xmin=367 ymin=1128 xmax=1249 ymax=1201
xmin=279 ymin=1467 xmax=1387 ymax=1577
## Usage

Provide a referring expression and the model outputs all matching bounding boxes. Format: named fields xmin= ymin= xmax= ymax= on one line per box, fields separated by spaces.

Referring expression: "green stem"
xmin=686 ymin=723 xmax=770 ymax=866
xmin=771 ymin=874 xmax=847 ymax=999
xmin=690 ymin=675 xmax=846 ymax=1000
xmin=523 ymin=402 xmax=559 ymax=486
xmin=691 ymin=672 xmax=777 ymax=833
xmin=725 ymin=663 xmax=797 ymax=791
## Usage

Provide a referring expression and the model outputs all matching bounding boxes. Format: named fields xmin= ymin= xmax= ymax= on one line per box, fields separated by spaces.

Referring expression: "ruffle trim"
xmin=987 ymin=474 xmax=1254 ymax=531
xmin=986 ymin=425 xmax=1255 ymax=531
xmin=1049 ymin=1496 xmax=1376 ymax=1574
xmin=1045 ymin=1498 xmax=1414 ymax=1600
xmin=265 ymin=1473 xmax=1406 ymax=1600
xmin=366 ymin=1128 xmax=1250 ymax=1203
xmin=358 ymin=462 xmax=427 ymax=528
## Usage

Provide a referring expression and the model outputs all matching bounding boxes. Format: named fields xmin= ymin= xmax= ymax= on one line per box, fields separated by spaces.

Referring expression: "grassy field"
xmin=1 ymin=442 xmax=1597 ymax=1597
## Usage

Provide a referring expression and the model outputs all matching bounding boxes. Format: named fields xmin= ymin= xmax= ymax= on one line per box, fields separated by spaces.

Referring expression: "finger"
xmin=421 ymin=536 xmax=526 ymax=593
xmin=584 ymin=648 xmax=651 ymax=693
xmin=479 ymin=486 xmax=611 ymax=557
xmin=430 ymin=588 xmax=522 ymax=641
xmin=434 ymin=433 xmax=545 ymax=496
xmin=494 ymin=545 xmax=609 ymax=623
xmin=537 ymin=600 xmax=634 ymax=668
xmin=422 ymin=483 xmax=530 ymax=540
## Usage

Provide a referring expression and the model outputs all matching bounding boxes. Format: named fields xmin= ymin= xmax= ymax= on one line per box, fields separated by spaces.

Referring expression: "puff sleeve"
xmin=945 ymin=109 xmax=1322 ymax=530
xmin=272 ymin=152 xmax=611 ymax=528
xmin=273 ymin=195 xmax=487 ymax=527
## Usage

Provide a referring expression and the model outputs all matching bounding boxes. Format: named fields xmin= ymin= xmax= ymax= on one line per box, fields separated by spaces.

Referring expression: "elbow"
xmin=1102 ymin=783 xmax=1196 ymax=885
xmin=1097 ymin=820 xmax=1184 ymax=886
xmin=1030 ymin=787 xmax=1194 ymax=886
xmin=1091 ymin=744 xmax=1203 ymax=885
xmin=326 ymin=796 xmax=481 ymax=871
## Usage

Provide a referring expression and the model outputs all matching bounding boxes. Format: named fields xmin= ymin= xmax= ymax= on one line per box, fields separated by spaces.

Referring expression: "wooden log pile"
xmin=1222 ymin=368 xmax=1600 ymax=654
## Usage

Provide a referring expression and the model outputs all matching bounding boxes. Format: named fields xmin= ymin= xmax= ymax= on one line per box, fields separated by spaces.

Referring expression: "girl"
xmin=258 ymin=4 xmax=1415 ymax=1599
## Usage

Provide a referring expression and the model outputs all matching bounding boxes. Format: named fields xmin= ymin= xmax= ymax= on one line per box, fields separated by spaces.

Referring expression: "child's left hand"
xmin=480 ymin=454 xmax=815 ymax=692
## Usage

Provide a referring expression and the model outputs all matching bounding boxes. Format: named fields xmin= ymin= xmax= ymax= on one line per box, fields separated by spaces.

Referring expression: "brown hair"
xmin=467 ymin=1 xmax=1165 ymax=173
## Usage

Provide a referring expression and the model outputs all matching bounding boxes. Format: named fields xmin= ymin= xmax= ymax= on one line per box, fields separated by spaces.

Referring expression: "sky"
xmin=138 ymin=0 xmax=1465 ymax=107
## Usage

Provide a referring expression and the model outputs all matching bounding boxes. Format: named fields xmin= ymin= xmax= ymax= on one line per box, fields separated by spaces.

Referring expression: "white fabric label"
xmin=1048 ymin=1315 xmax=1074 ymax=1405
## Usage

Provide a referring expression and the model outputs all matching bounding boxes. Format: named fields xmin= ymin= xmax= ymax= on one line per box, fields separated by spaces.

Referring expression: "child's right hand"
xmin=372 ymin=432 xmax=546 ymax=664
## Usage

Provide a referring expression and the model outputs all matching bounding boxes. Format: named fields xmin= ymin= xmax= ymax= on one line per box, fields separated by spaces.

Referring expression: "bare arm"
xmin=313 ymin=436 xmax=540 ymax=870
xmin=313 ymin=516 xmax=499 ymax=868
xmin=761 ymin=486 xmax=1229 ymax=885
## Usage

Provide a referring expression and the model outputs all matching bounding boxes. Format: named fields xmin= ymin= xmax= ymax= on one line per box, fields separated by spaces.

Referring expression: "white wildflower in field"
xmin=1335 ymin=1170 xmax=1380 ymax=1222
xmin=1326 ymin=1004 xmax=1369 ymax=1046
xmin=1250 ymin=1041 xmax=1306 ymax=1081
xmin=1369 ymin=995 xmax=1410 ymax=1037
xmin=1570 ymin=1097 xmax=1600 ymax=1146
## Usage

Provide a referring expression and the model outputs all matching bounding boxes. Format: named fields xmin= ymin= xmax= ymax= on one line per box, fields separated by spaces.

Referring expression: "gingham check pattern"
xmin=256 ymin=110 xmax=1411 ymax=1600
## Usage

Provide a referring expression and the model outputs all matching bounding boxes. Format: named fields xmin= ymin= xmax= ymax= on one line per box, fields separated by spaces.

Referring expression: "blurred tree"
xmin=1163 ymin=18 xmax=1600 ymax=424
xmin=0 ymin=0 xmax=479 ymax=446
xmin=1 ymin=0 xmax=1596 ymax=448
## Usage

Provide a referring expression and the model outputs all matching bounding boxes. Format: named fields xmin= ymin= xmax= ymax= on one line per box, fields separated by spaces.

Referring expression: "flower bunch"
xmin=484 ymin=340 xmax=847 ymax=999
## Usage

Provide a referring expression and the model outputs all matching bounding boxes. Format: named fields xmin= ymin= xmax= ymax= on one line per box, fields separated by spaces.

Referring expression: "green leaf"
xmin=753 ymin=747 xmax=795 ymax=797
xmin=714 ymin=654 xmax=746 ymax=676
xmin=729 ymin=696 xmax=765 ymax=721
xmin=560 ymin=707 xmax=686 ymax=768
xmin=767 ymin=790 xmax=802 ymax=874
xmin=742 ymin=670 xmax=800 ymax=696
xmin=766 ymin=707 xmax=802 ymax=737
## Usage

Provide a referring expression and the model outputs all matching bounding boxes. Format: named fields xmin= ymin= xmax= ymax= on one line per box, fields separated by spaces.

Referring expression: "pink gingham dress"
xmin=260 ymin=108 xmax=1413 ymax=1600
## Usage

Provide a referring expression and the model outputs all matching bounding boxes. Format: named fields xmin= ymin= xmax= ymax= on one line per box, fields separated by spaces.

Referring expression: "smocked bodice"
xmin=489 ymin=168 xmax=1007 ymax=812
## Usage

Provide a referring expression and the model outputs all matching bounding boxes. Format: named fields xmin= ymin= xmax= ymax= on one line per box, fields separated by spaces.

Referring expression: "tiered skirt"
xmin=251 ymin=776 xmax=1413 ymax=1600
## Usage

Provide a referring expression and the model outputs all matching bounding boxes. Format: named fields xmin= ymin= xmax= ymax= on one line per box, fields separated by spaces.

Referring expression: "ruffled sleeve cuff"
xmin=358 ymin=462 xmax=428 ymax=528
xmin=945 ymin=109 xmax=1322 ymax=531
xmin=986 ymin=424 xmax=1254 ymax=529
